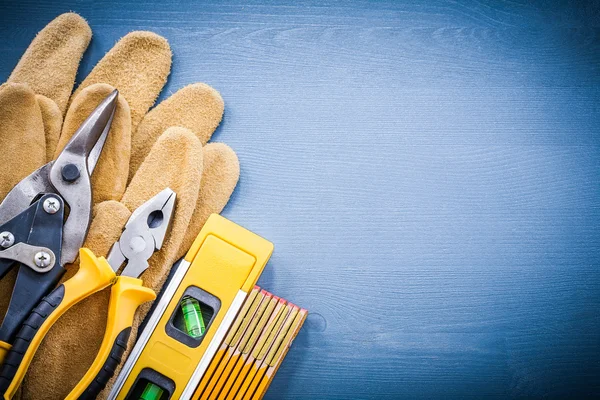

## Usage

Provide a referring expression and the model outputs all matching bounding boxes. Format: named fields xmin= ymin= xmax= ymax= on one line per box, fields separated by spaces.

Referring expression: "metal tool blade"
xmin=0 ymin=164 xmax=56 ymax=225
xmin=107 ymin=188 xmax=176 ymax=278
xmin=49 ymin=90 xmax=118 ymax=265
xmin=58 ymin=89 xmax=118 ymax=174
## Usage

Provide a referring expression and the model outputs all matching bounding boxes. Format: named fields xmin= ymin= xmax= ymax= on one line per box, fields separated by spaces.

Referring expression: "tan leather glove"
xmin=0 ymin=13 xmax=239 ymax=399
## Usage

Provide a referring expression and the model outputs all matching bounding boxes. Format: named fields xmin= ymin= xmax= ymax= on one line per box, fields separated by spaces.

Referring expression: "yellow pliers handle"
xmin=66 ymin=275 xmax=155 ymax=399
xmin=1 ymin=249 xmax=114 ymax=399
xmin=0 ymin=249 xmax=154 ymax=400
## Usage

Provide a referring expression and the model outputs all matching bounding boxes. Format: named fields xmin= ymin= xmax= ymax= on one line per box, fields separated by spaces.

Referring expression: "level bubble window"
xmin=125 ymin=368 xmax=174 ymax=400
xmin=166 ymin=286 xmax=221 ymax=347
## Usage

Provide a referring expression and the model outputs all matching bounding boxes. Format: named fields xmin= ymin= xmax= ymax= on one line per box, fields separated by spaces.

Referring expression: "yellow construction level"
xmin=107 ymin=214 xmax=273 ymax=400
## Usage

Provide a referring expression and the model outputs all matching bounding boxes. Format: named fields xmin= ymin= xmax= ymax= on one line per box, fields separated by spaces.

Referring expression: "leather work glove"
xmin=0 ymin=13 xmax=240 ymax=399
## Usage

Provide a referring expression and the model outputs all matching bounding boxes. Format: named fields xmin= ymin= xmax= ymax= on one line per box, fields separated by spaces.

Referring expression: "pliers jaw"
xmin=107 ymin=188 xmax=177 ymax=279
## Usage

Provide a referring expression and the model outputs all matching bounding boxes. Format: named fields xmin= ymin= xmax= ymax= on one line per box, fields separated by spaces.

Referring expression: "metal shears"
xmin=0 ymin=90 xmax=119 ymax=363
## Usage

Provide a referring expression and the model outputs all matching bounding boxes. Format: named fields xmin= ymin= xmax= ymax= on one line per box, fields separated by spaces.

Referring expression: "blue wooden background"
xmin=1 ymin=1 xmax=599 ymax=398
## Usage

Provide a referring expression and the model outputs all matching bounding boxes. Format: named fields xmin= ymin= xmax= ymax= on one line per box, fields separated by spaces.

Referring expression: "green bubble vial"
xmin=180 ymin=296 xmax=206 ymax=338
xmin=140 ymin=382 xmax=164 ymax=400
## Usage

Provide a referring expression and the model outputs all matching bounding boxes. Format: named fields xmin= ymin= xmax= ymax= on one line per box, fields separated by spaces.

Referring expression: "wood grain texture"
xmin=1 ymin=1 xmax=599 ymax=399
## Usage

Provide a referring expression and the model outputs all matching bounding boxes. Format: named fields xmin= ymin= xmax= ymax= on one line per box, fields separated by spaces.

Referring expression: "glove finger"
xmin=130 ymin=83 xmax=224 ymax=179
xmin=21 ymin=201 xmax=132 ymax=400
xmin=55 ymin=83 xmax=132 ymax=204
xmin=72 ymin=31 xmax=172 ymax=131
xmin=84 ymin=200 xmax=133 ymax=257
xmin=0 ymin=83 xmax=46 ymax=200
xmin=35 ymin=95 xmax=62 ymax=161
xmin=179 ymin=143 xmax=240 ymax=256
xmin=7 ymin=13 xmax=91 ymax=114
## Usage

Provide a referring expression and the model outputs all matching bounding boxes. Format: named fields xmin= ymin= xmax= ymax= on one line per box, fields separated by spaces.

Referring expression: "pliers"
xmin=0 ymin=90 xmax=118 ymax=362
xmin=0 ymin=188 xmax=176 ymax=400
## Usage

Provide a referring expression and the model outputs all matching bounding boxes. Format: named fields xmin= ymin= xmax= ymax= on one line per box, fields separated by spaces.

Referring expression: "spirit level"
xmin=107 ymin=214 xmax=273 ymax=400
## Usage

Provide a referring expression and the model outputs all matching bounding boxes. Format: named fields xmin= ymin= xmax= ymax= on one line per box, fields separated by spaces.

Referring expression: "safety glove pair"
xmin=0 ymin=13 xmax=239 ymax=399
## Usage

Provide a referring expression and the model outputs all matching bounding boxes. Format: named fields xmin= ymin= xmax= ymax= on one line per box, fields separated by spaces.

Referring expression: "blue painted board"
xmin=1 ymin=1 xmax=599 ymax=398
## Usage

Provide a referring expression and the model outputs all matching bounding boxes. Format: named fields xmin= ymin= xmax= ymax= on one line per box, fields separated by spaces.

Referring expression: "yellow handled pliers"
xmin=0 ymin=188 xmax=176 ymax=400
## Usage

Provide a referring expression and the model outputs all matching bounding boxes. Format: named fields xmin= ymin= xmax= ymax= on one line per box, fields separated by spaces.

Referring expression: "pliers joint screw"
xmin=34 ymin=251 xmax=52 ymax=268
xmin=43 ymin=197 xmax=61 ymax=215
xmin=0 ymin=231 xmax=15 ymax=248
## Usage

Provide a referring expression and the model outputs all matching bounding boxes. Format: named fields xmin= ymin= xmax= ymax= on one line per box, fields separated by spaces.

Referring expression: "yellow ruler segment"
xmin=241 ymin=306 xmax=299 ymax=400
xmin=226 ymin=299 xmax=288 ymax=400
xmin=206 ymin=293 xmax=273 ymax=400
xmin=194 ymin=287 xmax=261 ymax=396
xmin=218 ymin=296 xmax=280 ymax=400
xmin=255 ymin=309 xmax=308 ymax=400
xmin=265 ymin=306 xmax=299 ymax=366
xmin=231 ymin=290 xmax=266 ymax=348
xmin=243 ymin=296 xmax=279 ymax=355
xmin=234 ymin=303 xmax=293 ymax=400
xmin=199 ymin=290 xmax=268 ymax=400
xmin=227 ymin=287 xmax=260 ymax=346
xmin=254 ymin=303 xmax=295 ymax=361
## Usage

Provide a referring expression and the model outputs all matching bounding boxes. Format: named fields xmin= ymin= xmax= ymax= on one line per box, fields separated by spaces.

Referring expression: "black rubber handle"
xmin=77 ymin=327 xmax=132 ymax=400
xmin=0 ymin=285 xmax=65 ymax=395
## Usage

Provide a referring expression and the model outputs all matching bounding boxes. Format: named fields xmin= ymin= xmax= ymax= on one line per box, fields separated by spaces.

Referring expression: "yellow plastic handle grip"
xmin=66 ymin=276 xmax=156 ymax=400
xmin=2 ymin=249 xmax=115 ymax=400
